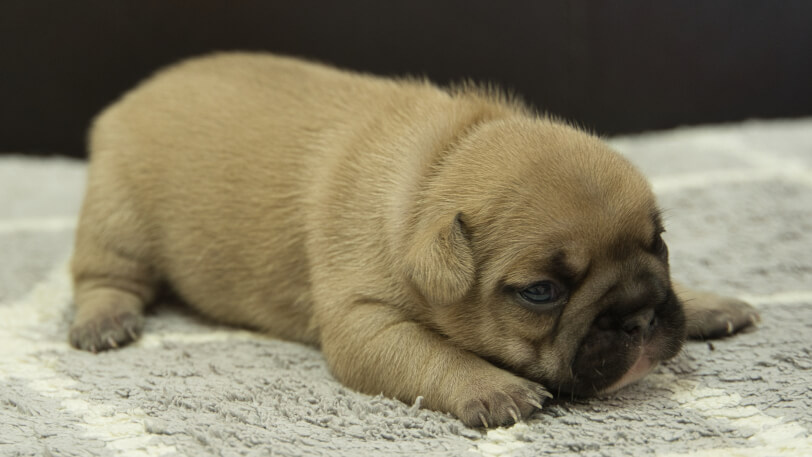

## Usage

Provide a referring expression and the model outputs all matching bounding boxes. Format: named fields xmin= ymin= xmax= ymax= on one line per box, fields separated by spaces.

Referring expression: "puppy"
xmin=70 ymin=52 xmax=758 ymax=427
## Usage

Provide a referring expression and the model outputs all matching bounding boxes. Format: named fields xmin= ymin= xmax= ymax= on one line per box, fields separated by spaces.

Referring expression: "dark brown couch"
xmin=2 ymin=0 xmax=811 ymax=157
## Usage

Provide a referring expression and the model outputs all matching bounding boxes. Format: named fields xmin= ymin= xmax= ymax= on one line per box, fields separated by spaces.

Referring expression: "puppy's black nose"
xmin=621 ymin=308 xmax=657 ymax=337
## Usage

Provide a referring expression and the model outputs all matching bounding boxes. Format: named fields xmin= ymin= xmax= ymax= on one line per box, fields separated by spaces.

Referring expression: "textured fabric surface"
xmin=1 ymin=119 xmax=810 ymax=456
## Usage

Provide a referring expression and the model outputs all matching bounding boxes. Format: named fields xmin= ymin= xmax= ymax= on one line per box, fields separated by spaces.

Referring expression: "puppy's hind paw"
xmin=69 ymin=307 xmax=143 ymax=352
xmin=681 ymin=291 xmax=760 ymax=340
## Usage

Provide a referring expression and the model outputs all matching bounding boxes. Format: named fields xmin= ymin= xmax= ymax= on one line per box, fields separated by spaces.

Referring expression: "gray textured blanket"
xmin=2 ymin=118 xmax=810 ymax=456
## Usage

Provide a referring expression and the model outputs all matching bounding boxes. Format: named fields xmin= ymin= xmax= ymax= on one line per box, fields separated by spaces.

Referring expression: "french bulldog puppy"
xmin=70 ymin=52 xmax=758 ymax=428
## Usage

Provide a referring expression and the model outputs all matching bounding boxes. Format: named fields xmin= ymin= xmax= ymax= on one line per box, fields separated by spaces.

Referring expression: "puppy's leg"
xmin=70 ymin=197 xmax=156 ymax=352
xmin=319 ymin=300 xmax=551 ymax=428
xmin=70 ymin=243 xmax=155 ymax=352
xmin=673 ymin=282 xmax=760 ymax=340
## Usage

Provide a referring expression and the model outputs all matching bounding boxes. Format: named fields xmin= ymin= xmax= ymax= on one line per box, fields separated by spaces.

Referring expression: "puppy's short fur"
xmin=70 ymin=52 xmax=758 ymax=427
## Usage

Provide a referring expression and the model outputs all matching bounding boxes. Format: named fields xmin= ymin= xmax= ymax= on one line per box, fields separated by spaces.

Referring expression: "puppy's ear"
xmin=405 ymin=213 xmax=475 ymax=305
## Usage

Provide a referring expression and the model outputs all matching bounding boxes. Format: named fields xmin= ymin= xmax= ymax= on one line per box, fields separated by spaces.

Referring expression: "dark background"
xmin=2 ymin=0 xmax=811 ymax=158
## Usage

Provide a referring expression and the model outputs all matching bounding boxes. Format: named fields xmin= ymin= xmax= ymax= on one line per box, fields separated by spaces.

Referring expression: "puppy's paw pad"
xmin=69 ymin=309 xmax=143 ymax=352
xmin=457 ymin=379 xmax=551 ymax=428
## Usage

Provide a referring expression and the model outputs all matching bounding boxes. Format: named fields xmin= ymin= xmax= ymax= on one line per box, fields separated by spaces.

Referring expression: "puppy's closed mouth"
xmin=600 ymin=347 xmax=660 ymax=394
xmin=557 ymin=340 xmax=668 ymax=398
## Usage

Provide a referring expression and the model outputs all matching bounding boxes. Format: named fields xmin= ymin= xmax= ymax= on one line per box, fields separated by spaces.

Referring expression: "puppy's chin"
xmin=556 ymin=342 xmax=670 ymax=397
xmin=600 ymin=349 xmax=659 ymax=394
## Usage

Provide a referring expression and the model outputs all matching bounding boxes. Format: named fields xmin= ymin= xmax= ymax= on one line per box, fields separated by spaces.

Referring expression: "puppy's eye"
xmin=518 ymin=281 xmax=565 ymax=311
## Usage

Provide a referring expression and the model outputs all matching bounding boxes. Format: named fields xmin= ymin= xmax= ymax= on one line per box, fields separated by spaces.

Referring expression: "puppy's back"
xmin=78 ymin=52 xmax=486 ymax=343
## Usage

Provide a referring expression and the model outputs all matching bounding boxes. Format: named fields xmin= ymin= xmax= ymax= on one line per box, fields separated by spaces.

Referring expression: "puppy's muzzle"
xmin=561 ymin=283 xmax=685 ymax=397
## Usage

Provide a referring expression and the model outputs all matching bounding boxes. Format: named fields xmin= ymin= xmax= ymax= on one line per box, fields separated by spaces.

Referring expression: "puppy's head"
xmin=405 ymin=117 xmax=685 ymax=396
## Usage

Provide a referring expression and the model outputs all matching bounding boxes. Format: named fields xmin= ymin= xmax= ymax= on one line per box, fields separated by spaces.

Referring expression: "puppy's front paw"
xmin=680 ymin=289 xmax=760 ymax=340
xmin=454 ymin=373 xmax=552 ymax=428
xmin=69 ymin=305 xmax=143 ymax=352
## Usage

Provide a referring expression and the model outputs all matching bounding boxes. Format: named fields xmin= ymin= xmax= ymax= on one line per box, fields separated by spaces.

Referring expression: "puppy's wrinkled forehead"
xmin=459 ymin=118 xmax=660 ymax=268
